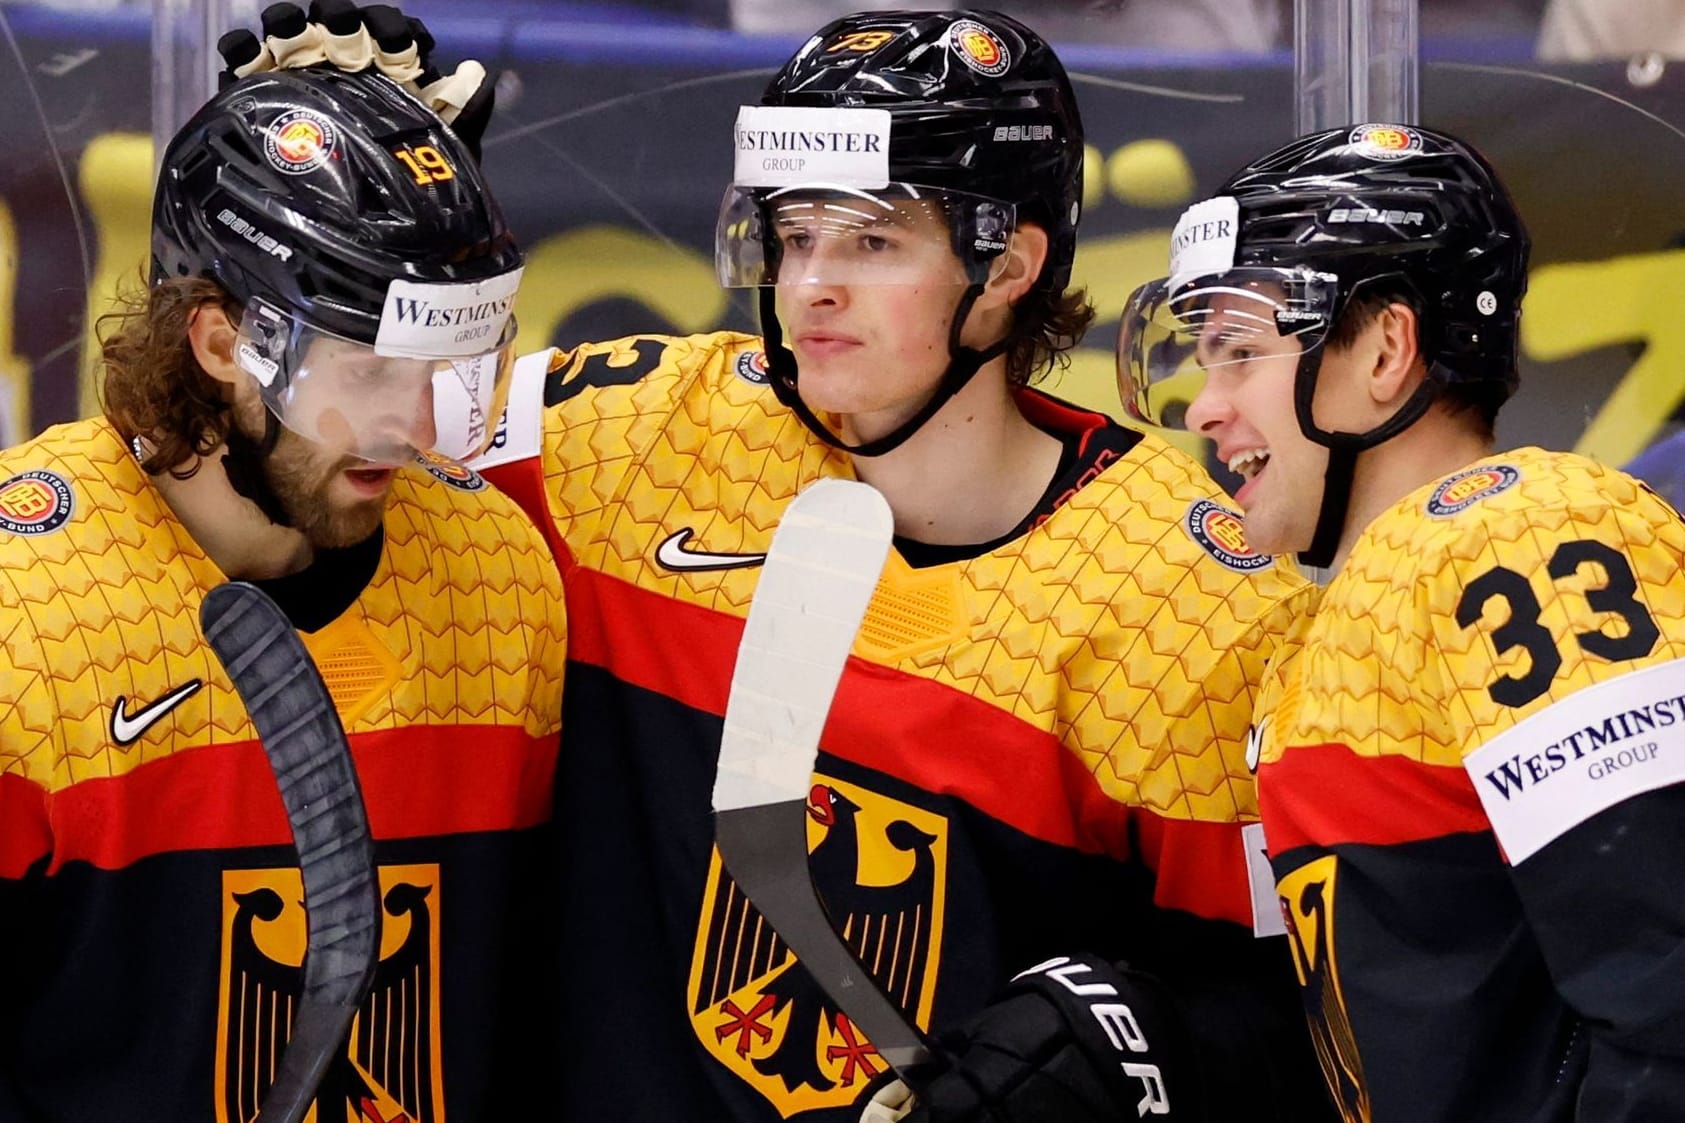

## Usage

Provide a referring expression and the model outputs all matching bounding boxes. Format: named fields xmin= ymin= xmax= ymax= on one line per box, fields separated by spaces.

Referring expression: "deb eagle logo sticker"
xmin=1426 ymin=464 xmax=1520 ymax=517
xmin=1184 ymin=498 xmax=1272 ymax=572
xmin=414 ymin=449 xmax=487 ymax=491
xmin=1348 ymin=123 xmax=1423 ymax=161
xmin=0 ymin=469 xmax=74 ymax=536
xmin=263 ymin=109 xmax=338 ymax=175
xmin=734 ymin=349 xmax=770 ymax=386
xmin=950 ymin=19 xmax=1011 ymax=77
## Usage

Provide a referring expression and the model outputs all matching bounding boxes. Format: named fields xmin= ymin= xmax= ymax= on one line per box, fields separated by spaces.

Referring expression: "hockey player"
xmin=227 ymin=7 xmax=1336 ymax=1120
xmin=0 ymin=69 xmax=567 ymax=1119
xmin=1119 ymin=123 xmax=1685 ymax=1121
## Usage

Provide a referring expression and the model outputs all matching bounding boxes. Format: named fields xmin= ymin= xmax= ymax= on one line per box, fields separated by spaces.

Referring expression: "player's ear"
xmin=983 ymin=221 xmax=1049 ymax=309
xmin=187 ymin=304 xmax=242 ymax=388
xmin=1368 ymin=301 xmax=1425 ymax=405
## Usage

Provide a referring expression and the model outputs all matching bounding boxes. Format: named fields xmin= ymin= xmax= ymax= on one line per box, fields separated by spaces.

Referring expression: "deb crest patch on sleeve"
xmin=1183 ymin=498 xmax=1272 ymax=572
xmin=1465 ymin=657 xmax=1685 ymax=863
xmin=0 ymin=469 xmax=75 ymax=535
xmin=1425 ymin=463 xmax=1520 ymax=518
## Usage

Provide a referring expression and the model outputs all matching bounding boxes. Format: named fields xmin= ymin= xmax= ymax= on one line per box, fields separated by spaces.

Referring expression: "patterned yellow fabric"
xmin=0 ymin=417 xmax=566 ymax=797
xmin=1256 ymin=447 xmax=1685 ymax=773
xmin=540 ymin=331 xmax=1316 ymax=823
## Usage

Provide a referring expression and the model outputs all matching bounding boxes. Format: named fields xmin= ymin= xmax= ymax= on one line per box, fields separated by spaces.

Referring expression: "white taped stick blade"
xmin=713 ymin=479 xmax=894 ymax=812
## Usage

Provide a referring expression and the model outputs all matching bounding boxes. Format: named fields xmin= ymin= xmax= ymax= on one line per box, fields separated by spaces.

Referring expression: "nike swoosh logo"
xmin=655 ymin=529 xmax=767 ymax=572
xmin=1244 ymin=716 xmax=1271 ymax=773
xmin=111 ymin=680 xmax=204 ymax=746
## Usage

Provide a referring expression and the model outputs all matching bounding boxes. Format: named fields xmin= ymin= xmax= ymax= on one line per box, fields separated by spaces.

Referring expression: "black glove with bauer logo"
xmin=872 ymin=954 xmax=1193 ymax=1122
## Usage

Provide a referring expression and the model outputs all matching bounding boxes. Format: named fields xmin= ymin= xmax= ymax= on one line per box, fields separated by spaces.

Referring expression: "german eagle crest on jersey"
xmin=217 ymin=864 xmax=444 ymax=1123
xmin=687 ymin=776 xmax=948 ymax=1116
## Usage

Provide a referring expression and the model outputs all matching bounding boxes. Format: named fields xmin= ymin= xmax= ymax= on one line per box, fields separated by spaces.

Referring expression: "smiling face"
xmin=1182 ymin=286 xmax=1331 ymax=556
xmin=771 ymin=194 xmax=974 ymax=440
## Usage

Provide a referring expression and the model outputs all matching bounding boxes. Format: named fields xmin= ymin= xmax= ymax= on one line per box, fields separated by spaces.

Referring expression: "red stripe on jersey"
xmin=1134 ymin=809 xmax=1257 ymax=927
xmin=1260 ymin=742 xmax=1490 ymax=855
xmin=569 ymin=567 xmax=1259 ymax=926
xmin=16 ymin=725 xmax=555 ymax=874
xmin=0 ymin=772 xmax=52 ymax=878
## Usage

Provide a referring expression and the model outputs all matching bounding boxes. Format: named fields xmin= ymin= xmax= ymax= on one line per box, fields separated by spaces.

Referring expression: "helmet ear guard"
xmin=953 ymin=199 xmax=1013 ymax=283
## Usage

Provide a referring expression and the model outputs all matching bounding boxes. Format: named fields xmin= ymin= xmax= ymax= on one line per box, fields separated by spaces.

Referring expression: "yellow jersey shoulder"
xmin=1307 ymin=448 xmax=1685 ymax=769
xmin=1356 ymin=447 xmax=1666 ymax=577
xmin=1073 ymin=428 xmax=1315 ymax=614
xmin=541 ymin=330 xmax=762 ymax=413
xmin=0 ymin=418 xmax=216 ymax=789
xmin=538 ymin=331 xmax=848 ymax=571
xmin=956 ymin=429 xmax=1312 ymax=823
xmin=0 ymin=417 xmax=179 ymax=561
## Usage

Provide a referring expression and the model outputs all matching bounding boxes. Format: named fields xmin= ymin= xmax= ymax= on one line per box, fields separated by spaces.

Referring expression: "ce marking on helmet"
xmin=655 ymin=529 xmax=768 ymax=573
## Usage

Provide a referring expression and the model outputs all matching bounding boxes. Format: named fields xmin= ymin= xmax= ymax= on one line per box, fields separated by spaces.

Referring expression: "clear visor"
xmin=235 ymin=300 xmax=517 ymax=465
xmin=715 ymin=183 xmax=1015 ymax=288
xmin=1115 ymin=266 xmax=1338 ymax=429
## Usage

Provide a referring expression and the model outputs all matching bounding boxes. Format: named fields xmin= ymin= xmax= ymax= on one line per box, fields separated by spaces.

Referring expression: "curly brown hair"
xmin=1004 ymin=283 xmax=1097 ymax=390
xmin=99 ymin=275 xmax=241 ymax=477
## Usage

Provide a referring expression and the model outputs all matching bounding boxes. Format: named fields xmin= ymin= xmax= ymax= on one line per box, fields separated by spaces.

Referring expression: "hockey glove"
xmin=216 ymin=1 xmax=495 ymax=157
xmin=870 ymin=954 xmax=1191 ymax=1123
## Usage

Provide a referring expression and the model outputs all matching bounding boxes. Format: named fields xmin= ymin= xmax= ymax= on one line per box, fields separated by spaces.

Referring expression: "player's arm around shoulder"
xmin=526 ymin=329 xmax=763 ymax=420
xmin=401 ymin=462 xmax=567 ymax=740
xmin=493 ymin=490 xmax=568 ymax=740
xmin=469 ymin=331 xmax=762 ymax=555
xmin=1423 ymin=455 xmax=1685 ymax=1111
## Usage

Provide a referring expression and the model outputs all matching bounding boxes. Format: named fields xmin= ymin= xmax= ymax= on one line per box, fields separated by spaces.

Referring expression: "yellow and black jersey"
xmin=0 ymin=417 xmax=566 ymax=1123
xmin=475 ymin=331 xmax=1330 ymax=1121
xmin=1256 ymin=447 xmax=1685 ymax=1123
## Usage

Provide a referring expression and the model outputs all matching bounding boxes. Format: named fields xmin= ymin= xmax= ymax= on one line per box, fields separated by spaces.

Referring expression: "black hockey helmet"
xmin=1117 ymin=123 xmax=1529 ymax=564
xmin=153 ymin=66 xmax=521 ymax=346
xmin=716 ymin=9 xmax=1084 ymax=457
xmin=152 ymin=67 xmax=525 ymax=464
xmin=766 ymin=8 xmax=1084 ymax=294
xmin=1219 ymin=123 xmax=1529 ymax=411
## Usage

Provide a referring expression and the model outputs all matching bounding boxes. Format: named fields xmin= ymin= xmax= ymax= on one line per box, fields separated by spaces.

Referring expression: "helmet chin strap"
xmin=759 ymin=283 xmax=1011 ymax=459
xmin=1293 ymin=352 xmax=1443 ymax=570
xmin=221 ymin=406 xmax=296 ymax=529
xmin=1300 ymin=442 xmax=1359 ymax=569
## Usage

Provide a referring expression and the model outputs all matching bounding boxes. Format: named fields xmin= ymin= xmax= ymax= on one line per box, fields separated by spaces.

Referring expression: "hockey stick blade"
xmin=712 ymin=479 xmax=937 ymax=1077
xmin=201 ymin=582 xmax=381 ymax=1123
